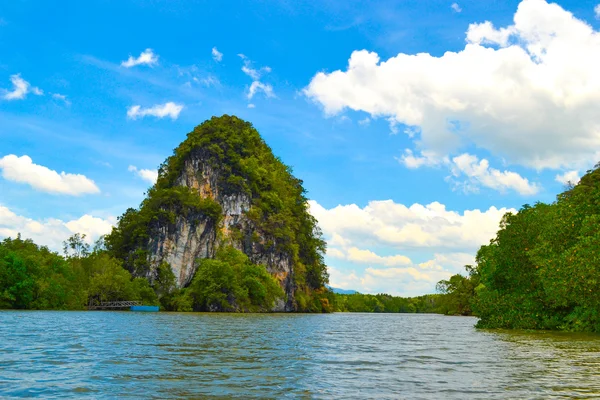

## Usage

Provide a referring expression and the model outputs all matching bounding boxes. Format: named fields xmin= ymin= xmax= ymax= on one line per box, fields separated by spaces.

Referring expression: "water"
xmin=1 ymin=312 xmax=600 ymax=399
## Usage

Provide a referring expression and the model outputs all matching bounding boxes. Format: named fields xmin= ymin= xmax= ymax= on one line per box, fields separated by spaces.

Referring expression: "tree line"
xmin=0 ymin=233 xmax=292 ymax=312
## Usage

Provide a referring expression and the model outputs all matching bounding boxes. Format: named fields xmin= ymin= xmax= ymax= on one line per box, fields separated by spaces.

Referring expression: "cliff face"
xmin=146 ymin=156 xmax=294 ymax=311
xmin=107 ymin=115 xmax=328 ymax=312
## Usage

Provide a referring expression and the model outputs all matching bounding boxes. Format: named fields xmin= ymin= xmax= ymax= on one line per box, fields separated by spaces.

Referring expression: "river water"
xmin=1 ymin=311 xmax=600 ymax=399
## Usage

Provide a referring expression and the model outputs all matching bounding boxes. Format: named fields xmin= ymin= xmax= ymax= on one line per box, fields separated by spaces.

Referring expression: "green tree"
xmin=63 ymin=233 xmax=90 ymax=259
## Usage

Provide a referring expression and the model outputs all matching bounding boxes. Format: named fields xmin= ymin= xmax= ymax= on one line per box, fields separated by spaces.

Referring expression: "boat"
xmin=130 ymin=305 xmax=160 ymax=312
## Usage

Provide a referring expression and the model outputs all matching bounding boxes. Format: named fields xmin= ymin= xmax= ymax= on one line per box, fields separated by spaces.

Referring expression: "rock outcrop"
xmin=107 ymin=115 xmax=328 ymax=312
xmin=146 ymin=156 xmax=294 ymax=311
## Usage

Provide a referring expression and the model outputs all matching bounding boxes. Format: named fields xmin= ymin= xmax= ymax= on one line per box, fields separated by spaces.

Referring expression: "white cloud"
xmin=247 ymin=103 xmax=256 ymax=108
xmin=330 ymin=246 xmax=412 ymax=267
xmin=212 ymin=47 xmax=223 ymax=62
xmin=240 ymin=56 xmax=275 ymax=99
xmin=64 ymin=215 xmax=115 ymax=242
xmin=241 ymin=63 xmax=271 ymax=80
xmin=309 ymin=199 xmax=513 ymax=252
xmin=555 ymin=170 xmax=580 ymax=185
xmin=128 ymin=165 xmax=158 ymax=184
xmin=127 ymin=102 xmax=183 ymax=120
xmin=305 ymin=0 xmax=600 ymax=171
xmin=398 ymin=150 xmax=537 ymax=195
xmin=328 ymin=267 xmax=363 ymax=291
xmin=248 ymin=81 xmax=274 ymax=100
xmin=0 ymin=205 xmax=114 ymax=252
xmin=2 ymin=74 xmax=43 ymax=100
xmin=451 ymin=2 xmax=462 ymax=12
xmin=52 ymin=93 xmax=71 ymax=106
xmin=0 ymin=155 xmax=100 ymax=196
xmin=398 ymin=149 xmax=447 ymax=169
xmin=327 ymin=252 xmax=476 ymax=296
xmin=595 ymin=4 xmax=600 ymax=19
xmin=450 ymin=153 xmax=540 ymax=195
xmin=314 ymin=198 xmax=497 ymax=295
xmin=199 ymin=76 xmax=219 ymax=87
xmin=121 ymin=48 xmax=159 ymax=68
xmin=358 ymin=117 xmax=371 ymax=126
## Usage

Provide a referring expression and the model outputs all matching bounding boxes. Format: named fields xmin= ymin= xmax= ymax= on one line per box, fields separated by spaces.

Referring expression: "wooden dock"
xmin=88 ymin=301 xmax=142 ymax=310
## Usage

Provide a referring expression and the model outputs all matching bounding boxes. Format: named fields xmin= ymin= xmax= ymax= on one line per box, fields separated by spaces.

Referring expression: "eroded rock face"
xmin=146 ymin=156 xmax=295 ymax=311
xmin=147 ymin=215 xmax=216 ymax=287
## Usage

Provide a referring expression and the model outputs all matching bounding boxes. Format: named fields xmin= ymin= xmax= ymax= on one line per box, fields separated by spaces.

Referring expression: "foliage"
xmin=63 ymin=233 xmax=90 ymax=259
xmin=0 ymin=234 xmax=159 ymax=310
xmin=470 ymin=164 xmax=600 ymax=332
xmin=184 ymin=246 xmax=284 ymax=312
xmin=435 ymin=265 xmax=480 ymax=316
xmin=333 ymin=292 xmax=443 ymax=313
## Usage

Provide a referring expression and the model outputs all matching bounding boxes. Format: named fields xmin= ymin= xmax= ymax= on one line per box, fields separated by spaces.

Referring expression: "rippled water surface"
xmin=1 ymin=312 xmax=600 ymax=399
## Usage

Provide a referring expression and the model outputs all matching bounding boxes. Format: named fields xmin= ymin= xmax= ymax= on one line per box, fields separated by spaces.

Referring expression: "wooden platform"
xmin=88 ymin=301 xmax=142 ymax=310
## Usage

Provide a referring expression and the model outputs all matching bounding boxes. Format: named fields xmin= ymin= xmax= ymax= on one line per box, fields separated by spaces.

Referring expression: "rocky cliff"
xmin=106 ymin=115 xmax=329 ymax=312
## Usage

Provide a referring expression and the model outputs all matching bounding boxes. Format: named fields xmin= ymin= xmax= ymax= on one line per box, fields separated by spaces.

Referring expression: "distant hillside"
xmin=327 ymin=286 xmax=358 ymax=295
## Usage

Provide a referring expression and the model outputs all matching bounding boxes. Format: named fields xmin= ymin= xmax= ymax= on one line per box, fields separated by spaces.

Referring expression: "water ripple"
xmin=1 ymin=311 xmax=600 ymax=398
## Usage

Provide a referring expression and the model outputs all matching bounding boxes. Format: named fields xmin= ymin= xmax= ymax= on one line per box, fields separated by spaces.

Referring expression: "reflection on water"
xmin=1 ymin=311 xmax=599 ymax=399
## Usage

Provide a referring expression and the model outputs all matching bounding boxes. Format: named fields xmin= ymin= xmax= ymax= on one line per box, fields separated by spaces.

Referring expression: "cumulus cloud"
xmin=127 ymin=102 xmax=183 ymax=120
xmin=312 ymin=199 xmax=502 ymax=295
xmin=212 ymin=47 xmax=223 ymax=62
xmin=309 ymin=199 xmax=512 ymax=252
xmin=121 ymin=48 xmax=159 ymax=68
xmin=451 ymin=3 xmax=462 ymax=12
xmin=128 ymin=165 xmax=158 ymax=184
xmin=2 ymin=74 xmax=43 ymax=100
xmin=398 ymin=150 xmax=538 ymax=195
xmin=305 ymin=0 xmax=600 ymax=171
xmin=555 ymin=170 xmax=580 ymax=185
xmin=330 ymin=246 xmax=412 ymax=267
xmin=327 ymin=252 xmax=476 ymax=296
xmin=595 ymin=4 xmax=600 ymax=19
xmin=0 ymin=205 xmax=114 ymax=252
xmin=449 ymin=153 xmax=540 ymax=195
xmin=0 ymin=155 xmax=100 ymax=195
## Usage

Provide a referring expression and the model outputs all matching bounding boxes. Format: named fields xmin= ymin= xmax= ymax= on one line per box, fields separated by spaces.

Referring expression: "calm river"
xmin=1 ymin=311 xmax=600 ymax=399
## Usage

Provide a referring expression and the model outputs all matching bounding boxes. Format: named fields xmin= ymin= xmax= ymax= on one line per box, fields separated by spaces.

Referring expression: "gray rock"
xmin=145 ymin=156 xmax=296 ymax=311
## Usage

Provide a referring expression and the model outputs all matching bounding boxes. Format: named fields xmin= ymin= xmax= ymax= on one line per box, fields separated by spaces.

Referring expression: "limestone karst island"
xmin=106 ymin=115 xmax=331 ymax=312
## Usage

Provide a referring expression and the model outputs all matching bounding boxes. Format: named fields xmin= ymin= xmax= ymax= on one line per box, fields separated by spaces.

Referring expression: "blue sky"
xmin=2 ymin=0 xmax=600 ymax=295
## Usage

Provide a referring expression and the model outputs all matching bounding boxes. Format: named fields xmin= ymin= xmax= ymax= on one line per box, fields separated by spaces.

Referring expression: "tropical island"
xmin=2 ymin=115 xmax=600 ymax=332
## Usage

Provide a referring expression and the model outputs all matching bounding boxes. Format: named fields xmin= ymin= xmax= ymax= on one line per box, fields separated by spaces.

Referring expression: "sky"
xmin=2 ymin=0 xmax=600 ymax=296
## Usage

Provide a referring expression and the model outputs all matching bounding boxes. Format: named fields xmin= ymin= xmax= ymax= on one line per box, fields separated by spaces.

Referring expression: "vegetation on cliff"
xmin=165 ymin=246 xmax=285 ymax=312
xmin=104 ymin=115 xmax=330 ymax=312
